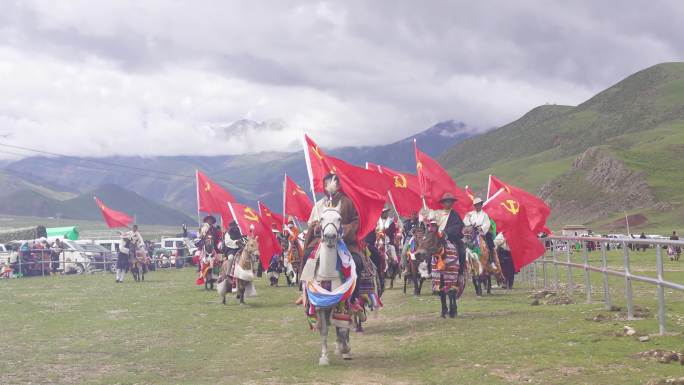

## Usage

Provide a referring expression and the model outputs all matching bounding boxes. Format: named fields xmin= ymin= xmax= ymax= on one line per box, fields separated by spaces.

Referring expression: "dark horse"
xmin=403 ymin=224 xmax=441 ymax=296
xmin=124 ymin=237 xmax=147 ymax=282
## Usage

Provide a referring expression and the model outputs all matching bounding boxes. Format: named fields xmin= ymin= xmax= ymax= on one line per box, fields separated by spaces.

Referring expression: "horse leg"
xmin=317 ymin=308 xmax=330 ymax=365
xmin=486 ymin=276 xmax=492 ymax=295
xmin=472 ymin=276 xmax=481 ymax=296
xmin=238 ymin=280 xmax=245 ymax=305
xmin=336 ymin=326 xmax=352 ymax=360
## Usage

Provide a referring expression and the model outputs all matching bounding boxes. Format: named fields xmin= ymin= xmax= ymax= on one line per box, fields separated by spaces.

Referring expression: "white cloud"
xmin=0 ymin=0 xmax=682 ymax=158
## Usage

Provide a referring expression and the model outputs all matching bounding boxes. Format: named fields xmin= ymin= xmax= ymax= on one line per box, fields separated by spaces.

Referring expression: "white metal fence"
xmin=518 ymin=235 xmax=684 ymax=335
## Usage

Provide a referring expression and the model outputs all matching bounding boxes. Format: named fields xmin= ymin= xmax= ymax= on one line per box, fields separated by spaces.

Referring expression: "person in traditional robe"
xmin=463 ymin=197 xmax=497 ymax=269
xmin=424 ymin=192 xmax=466 ymax=276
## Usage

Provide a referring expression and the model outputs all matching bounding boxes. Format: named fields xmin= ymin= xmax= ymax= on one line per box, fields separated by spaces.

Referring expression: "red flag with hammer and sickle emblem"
xmin=227 ymin=201 xmax=280 ymax=270
xmin=367 ymin=162 xmax=422 ymax=217
xmin=284 ymin=175 xmax=313 ymax=222
xmin=196 ymin=170 xmax=236 ymax=216
xmin=487 ymin=175 xmax=551 ymax=235
xmin=258 ymin=201 xmax=284 ymax=232
xmin=303 ymin=134 xmax=393 ymax=239
xmin=94 ymin=197 xmax=133 ymax=228
xmin=414 ymin=141 xmax=470 ymax=216
xmin=483 ymin=189 xmax=545 ymax=272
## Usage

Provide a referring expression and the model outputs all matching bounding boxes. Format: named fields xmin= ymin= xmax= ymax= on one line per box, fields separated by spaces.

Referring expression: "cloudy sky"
xmin=0 ymin=0 xmax=682 ymax=158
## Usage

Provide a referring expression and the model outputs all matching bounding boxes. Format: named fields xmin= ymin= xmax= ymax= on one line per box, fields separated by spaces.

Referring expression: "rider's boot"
xmin=440 ymin=292 xmax=448 ymax=318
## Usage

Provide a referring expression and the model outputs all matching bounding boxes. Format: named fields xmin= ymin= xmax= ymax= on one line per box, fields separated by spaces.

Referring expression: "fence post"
xmin=583 ymin=241 xmax=591 ymax=303
xmin=566 ymin=242 xmax=573 ymax=296
xmin=542 ymin=254 xmax=548 ymax=289
xmin=553 ymin=242 xmax=559 ymax=290
xmin=656 ymin=245 xmax=666 ymax=335
xmin=532 ymin=260 xmax=537 ymax=288
xmin=601 ymin=241 xmax=611 ymax=310
xmin=623 ymin=241 xmax=634 ymax=320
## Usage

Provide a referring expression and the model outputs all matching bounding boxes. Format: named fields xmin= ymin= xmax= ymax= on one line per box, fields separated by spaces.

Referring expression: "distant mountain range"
xmin=443 ymin=62 xmax=684 ymax=232
xmin=1 ymin=120 xmax=475 ymax=225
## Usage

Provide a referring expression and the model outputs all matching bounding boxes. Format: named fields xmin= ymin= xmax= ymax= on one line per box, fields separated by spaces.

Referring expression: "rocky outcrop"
xmin=541 ymin=146 xmax=667 ymax=225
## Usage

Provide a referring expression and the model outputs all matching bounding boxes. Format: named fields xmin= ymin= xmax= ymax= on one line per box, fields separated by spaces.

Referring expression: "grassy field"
xmin=1 ymin=249 xmax=683 ymax=385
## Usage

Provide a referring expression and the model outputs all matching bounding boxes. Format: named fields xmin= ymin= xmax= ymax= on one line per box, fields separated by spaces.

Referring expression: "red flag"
xmin=303 ymin=134 xmax=334 ymax=192
xmin=414 ymin=142 xmax=470 ymax=216
xmin=303 ymin=135 xmax=392 ymax=239
xmin=94 ymin=197 xmax=133 ymax=228
xmin=487 ymin=175 xmax=551 ymax=234
xmin=483 ymin=189 xmax=545 ymax=272
xmin=464 ymin=185 xmax=475 ymax=203
xmin=196 ymin=170 xmax=236 ymax=215
xmin=228 ymin=202 xmax=280 ymax=270
xmin=367 ymin=162 xmax=422 ymax=217
xmin=284 ymin=175 xmax=313 ymax=222
xmin=258 ymin=201 xmax=284 ymax=232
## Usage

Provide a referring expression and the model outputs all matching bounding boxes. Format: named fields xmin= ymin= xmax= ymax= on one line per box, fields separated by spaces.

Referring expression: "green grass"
xmin=1 ymin=249 xmax=683 ymax=385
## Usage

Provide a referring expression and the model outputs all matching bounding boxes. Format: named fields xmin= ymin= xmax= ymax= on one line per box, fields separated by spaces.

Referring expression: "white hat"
xmin=472 ymin=197 xmax=483 ymax=205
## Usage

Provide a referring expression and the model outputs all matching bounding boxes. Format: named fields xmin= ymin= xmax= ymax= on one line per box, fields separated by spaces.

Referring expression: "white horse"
xmin=301 ymin=204 xmax=355 ymax=365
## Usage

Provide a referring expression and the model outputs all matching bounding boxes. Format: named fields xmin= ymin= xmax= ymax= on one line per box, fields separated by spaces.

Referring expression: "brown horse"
xmin=463 ymin=226 xmax=503 ymax=296
xmin=233 ymin=236 xmax=260 ymax=305
xmin=376 ymin=231 xmax=400 ymax=291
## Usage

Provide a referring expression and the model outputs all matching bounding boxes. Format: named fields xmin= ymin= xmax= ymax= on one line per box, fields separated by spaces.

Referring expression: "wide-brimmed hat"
xmin=203 ymin=215 xmax=217 ymax=224
xmin=472 ymin=197 xmax=483 ymax=205
xmin=439 ymin=192 xmax=457 ymax=203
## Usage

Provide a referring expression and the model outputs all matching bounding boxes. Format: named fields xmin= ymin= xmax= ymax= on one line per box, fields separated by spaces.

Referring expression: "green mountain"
xmin=442 ymin=62 xmax=684 ymax=233
xmin=0 ymin=184 xmax=194 ymax=226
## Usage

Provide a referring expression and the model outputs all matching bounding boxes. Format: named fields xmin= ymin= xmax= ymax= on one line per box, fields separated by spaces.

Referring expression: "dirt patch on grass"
xmin=635 ymin=349 xmax=684 ymax=364
xmin=529 ymin=290 xmax=574 ymax=305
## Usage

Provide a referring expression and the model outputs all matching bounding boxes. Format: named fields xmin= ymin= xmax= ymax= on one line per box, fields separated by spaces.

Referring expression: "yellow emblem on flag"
xmin=416 ymin=160 xmax=423 ymax=171
xmin=501 ymin=199 xmax=520 ymax=215
xmin=204 ymin=182 xmax=211 ymax=192
xmin=292 ymin=186 xmax=306 ymax=196
xmin=244 ymin=207 xmax=260 ymax=222
xmin=311 ymin=145 xmax=324 ymax=160
xmin=394 ymin=174 xmax=407 ymax=189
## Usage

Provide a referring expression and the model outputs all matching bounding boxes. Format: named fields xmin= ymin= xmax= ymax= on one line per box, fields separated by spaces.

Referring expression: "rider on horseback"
xmin=464 ymin=198 xmax=496 ymax=270
xmin=304 ymin=173 xmax=374 ymax=331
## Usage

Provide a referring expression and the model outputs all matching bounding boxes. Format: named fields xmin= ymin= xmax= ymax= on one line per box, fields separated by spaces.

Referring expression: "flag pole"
xmin=282 ymin=174 xmax=287 ymax=226
xmin=301 ymin=134 xmax=320 ymax=220
xmin=414 ymin=138 xmax=428 ymax=211
xmin=195 ymin=170 xmax=202 ymax=227
xmin=487 ymin=174 xmax=492 ymax=199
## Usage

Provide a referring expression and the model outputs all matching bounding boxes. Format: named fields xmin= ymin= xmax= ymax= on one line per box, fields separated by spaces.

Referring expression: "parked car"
xmin=76 ymin=241 xmax=115 ymax=273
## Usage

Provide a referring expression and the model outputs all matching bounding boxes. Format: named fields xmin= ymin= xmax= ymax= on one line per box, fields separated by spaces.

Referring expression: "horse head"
xmin=243 ymin=236 xmax=260 ymax=263
xmin=320 ymin=202 xmax=342 ymax=248
xmin=414 ymin=225 xmax=444 ymax=261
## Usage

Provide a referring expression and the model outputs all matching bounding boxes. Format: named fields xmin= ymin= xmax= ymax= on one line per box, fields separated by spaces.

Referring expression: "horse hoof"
xmin=319 ymin=357 xmax=329 ymax=366
xmin=342 ymin=353 xmax=352 ymax=360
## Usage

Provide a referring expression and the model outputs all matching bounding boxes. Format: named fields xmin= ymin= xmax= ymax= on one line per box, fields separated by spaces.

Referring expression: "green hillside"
xmin=442 ymin=62 xmax=684 ymax=233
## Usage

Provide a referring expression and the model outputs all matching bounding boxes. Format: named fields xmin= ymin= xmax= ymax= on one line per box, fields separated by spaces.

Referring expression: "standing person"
xmin=463 ymin=197 xmax=496 ymax=270
xmin=50 ymin=238 xmax=64 ymax=275
xmin=639 ymin=232 xmax=648 ymax=252
xmin=670 ymin=231 xmax=681 ymax=260
xmin=116 ymin=233 xmax=130 ymax=283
